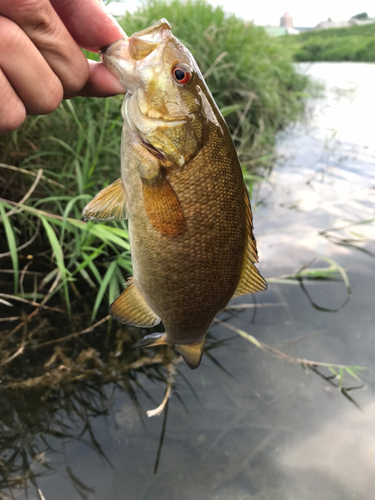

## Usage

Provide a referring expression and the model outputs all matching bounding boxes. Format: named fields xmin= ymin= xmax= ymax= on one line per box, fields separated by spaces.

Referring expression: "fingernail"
xmin=107 ymin=11 xmax=127 ymax=37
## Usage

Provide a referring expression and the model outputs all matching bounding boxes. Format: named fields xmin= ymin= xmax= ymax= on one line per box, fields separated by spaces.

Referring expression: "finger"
xmin=66 ymin=61 xmax=126 ymax=98
xmin=0 ymin=16 xmax=63 ymax=116
xmin=50 ymin=0 xmax=126 ymax=52
xmin=0 ymin=68 xmax=26 ymax=134
xmin=0 ymin=0 xmax=90 ymax=95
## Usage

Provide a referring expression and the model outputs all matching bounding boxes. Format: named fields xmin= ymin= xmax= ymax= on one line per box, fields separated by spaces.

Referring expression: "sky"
xmin=108 ymin=0 xmax=374 ymax=27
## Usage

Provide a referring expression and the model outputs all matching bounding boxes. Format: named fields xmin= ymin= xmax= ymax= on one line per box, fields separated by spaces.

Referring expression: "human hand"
xmin=0 ymin=0 xmax=127 ymax=133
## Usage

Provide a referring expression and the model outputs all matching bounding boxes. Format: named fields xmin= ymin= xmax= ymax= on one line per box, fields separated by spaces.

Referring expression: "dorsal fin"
xmin=175 ymin=341 xmax=205 ymax=370
xmin=142 ymin=171 xmax=186 ymax=237
xmin=109 ymin=277 xmax=161 ymax=327
xmin=83 ymin=178 xmax=128 ymax=221
xmin=233 ymin=184 xmax=267 ymax=297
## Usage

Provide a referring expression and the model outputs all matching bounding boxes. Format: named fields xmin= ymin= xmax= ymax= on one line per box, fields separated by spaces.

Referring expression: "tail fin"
xmin=175 ymin=341 xmax=205 ymax=370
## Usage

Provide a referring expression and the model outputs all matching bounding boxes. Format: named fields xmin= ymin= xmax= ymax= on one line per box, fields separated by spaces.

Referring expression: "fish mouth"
xmin=129 ymin=18 xmax=171 ymax=44
xmin=100 ymin=19 xmax=171 ymax=62
xmin=99 ymin=38 xmax=127 ymax=59
xmin=99 ymin=19 xmax=174 ymax=93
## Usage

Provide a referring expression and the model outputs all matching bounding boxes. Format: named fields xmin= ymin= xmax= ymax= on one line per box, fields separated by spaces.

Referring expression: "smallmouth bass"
xmin=83 ymin=19 xmax=267 ymax=369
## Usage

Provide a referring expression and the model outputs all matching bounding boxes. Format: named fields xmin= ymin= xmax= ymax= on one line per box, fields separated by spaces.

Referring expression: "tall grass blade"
xmin=91 ymin=260 xmax=118 ymax=320
xmin=0 ymin=203 xmax=19 ymax=294
xmin=40 ymin=216 xmax=71 ymax=315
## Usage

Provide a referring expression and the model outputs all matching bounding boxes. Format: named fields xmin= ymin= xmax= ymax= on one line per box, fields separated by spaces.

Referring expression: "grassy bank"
xmin=291 ymin=22 xmax=375 ymax=62
xmin=0 ymin=0 xmax=311 ymax=315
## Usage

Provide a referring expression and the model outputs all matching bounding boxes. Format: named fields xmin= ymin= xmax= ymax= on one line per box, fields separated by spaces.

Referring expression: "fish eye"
xmin=172 ymin=63 xmax=192 ymax=85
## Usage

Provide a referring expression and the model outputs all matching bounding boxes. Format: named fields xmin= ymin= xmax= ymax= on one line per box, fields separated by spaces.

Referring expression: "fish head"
xmin=100 ymin=19 xmax=223 ymax=166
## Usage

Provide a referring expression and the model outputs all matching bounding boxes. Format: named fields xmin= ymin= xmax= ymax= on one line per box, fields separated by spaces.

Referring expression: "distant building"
xmin=280 ymin=12 xmax=293 ymax=28
xmin=315 ymin=16 xmax=375 ymax=30
xmin=262 ymin=13 xmax=299 ymax=37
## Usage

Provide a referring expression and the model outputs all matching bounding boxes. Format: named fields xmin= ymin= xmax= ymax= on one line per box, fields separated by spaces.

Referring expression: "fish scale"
xmin=83 ymin=19 xmax=267 ymax=369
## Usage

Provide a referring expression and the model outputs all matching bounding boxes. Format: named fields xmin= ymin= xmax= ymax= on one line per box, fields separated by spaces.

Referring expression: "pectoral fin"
xmin=83 ymin=178 xmax=128 ymax=221
xmin=175 ymin=341 xmax=205 ymax=370
xmin=233 ymin=185 xmax=267 ymax=297
xmin=109 ymin=277 xmax=161 ymax=327
xmin=142 ymin=171 xmax=186 ymax=237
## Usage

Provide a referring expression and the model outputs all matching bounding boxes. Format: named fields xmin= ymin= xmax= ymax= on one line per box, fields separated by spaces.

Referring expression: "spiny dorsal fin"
xmin=83 ymin=178 xmax=127 ymax=222
xmin=175 ymin=341 xmax=205 ymax=370
xmin=109 ymin=277 xmax=161 ymax=327
xmin=233 ymin=184 xmax=267 ymax=297
xmin=142 ymin=171 xmax=186 ymax=238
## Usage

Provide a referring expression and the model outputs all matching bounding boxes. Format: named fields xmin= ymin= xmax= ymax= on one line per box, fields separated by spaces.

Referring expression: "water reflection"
xmin=281 ymin=401 xmax=375 ymax=500
xmin=0 ymin=296 xmax=366 ymax=498
xmin=1 ymin=62 xmax=375 ymax=499
xmin=0 ymin=308 xmax=243 ymax=498
xmin=0 ymin=310 xmax=178 ymax=498
xmin=0 ymin=382 xmax=111 ymax=497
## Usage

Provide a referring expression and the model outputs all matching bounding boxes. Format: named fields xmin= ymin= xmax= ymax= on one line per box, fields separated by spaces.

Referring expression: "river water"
xmin=3 ymin=62 xmax=375 ymax=500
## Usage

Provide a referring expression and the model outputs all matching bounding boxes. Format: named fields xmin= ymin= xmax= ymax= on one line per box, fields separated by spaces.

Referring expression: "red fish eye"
xmin=172 ymin=64 xmax=191 ymax=85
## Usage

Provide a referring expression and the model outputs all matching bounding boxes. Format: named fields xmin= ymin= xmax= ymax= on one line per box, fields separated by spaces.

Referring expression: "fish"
xmin=83 ymin=19 xmax=267 ymax=369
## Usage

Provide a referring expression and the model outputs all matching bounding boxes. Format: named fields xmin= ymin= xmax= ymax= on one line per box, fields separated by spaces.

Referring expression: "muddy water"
xmin=4 ymin=63 xmax=375 ymax=500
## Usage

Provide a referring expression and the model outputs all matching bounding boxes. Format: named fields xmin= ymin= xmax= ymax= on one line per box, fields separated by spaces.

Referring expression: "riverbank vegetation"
xmin=0 ymin=0 xmax=311 ymax=316
xmin=292 ymin=22 xmax=375 ymax=62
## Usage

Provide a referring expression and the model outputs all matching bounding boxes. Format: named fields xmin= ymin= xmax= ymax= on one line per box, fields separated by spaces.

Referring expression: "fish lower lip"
xmin=99 ymin=43 xmax=112 ymax=55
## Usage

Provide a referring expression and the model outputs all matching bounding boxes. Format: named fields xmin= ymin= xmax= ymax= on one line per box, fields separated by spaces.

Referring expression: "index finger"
xmin=50 ymin=0 xmax=126 ymax=52
xmin=0 ymin=0 xmax=90 ymax=95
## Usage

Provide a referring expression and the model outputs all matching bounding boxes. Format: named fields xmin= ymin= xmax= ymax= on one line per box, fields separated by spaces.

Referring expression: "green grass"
xmin=0 ymin=96 xmax=131 ymax=318
xmin=289 ymin=22 xmax=375 ymax=62
xmin=0 ymin=0 xmax=311 ymax=316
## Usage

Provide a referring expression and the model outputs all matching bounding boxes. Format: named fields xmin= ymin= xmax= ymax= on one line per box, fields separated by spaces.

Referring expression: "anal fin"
xmin=233 ymin=184 xmax=267 ymax=297
xmin=109 ymin=277 xmax=161 ymax=327
xmin=132 ymin=332 xmax=168 ymax=348
xmin=142 ymin=171 xmax=186 ymax=238
xmin=175 ymin=341 xmax=205 ymax=370
xmin=83 ymin=178 xmax=128 ymax=221
xmin=132 ymin=332 xmax=205 ymax=370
